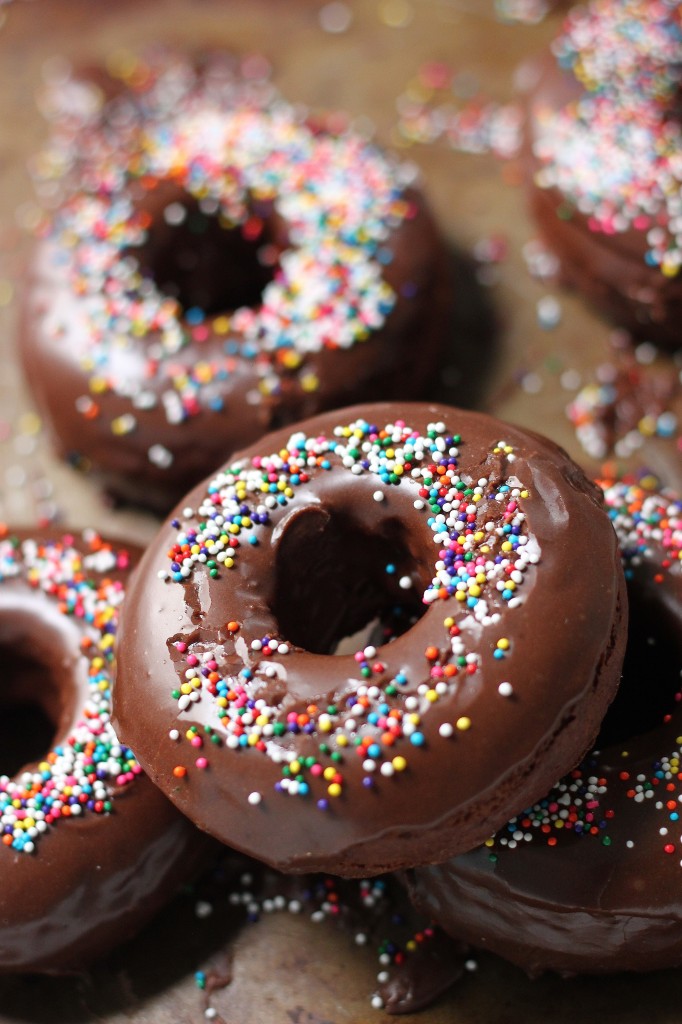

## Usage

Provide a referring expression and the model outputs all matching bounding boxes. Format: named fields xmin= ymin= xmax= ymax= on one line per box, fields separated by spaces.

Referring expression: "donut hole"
xmin=270 ymin=507 xmax=429 ymax=655
xmin=132 ymin=184 xmax=285 ymax=317
xmin=0 ymin=643 xmax=65 ymax=778
xmin=597 ymin=582 xmax=682 ymax=746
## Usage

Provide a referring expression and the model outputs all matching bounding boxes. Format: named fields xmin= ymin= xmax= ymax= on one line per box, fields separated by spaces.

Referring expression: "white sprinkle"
xmin=498 ymin=681 xmax=513 ymax=697
xmin=248 ymin=792 xmax=262 ymax=806
xmin=164 ymin=201 xmax=187 ymax=225
xmin=537 ymin=294 xmax=562 ymax=328
xmin=398 ymin=575 xmax=412 ymax=589
xmin=373 ymin=490 xmax=385 ymax=502
xmin=319 ymin=1 xmax=353 ymax=32
xmin=148 ymin=443 xmax=174 ymax=468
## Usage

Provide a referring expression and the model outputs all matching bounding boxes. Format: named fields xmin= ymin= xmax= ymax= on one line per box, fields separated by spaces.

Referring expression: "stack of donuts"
xmin=5 ymin=2 xmax=682 ymax=1016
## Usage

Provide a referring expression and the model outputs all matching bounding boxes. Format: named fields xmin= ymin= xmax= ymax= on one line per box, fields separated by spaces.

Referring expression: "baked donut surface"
xmin=21 ymin=51 xmax=451 ymax=512
xmin=113 ymin=401 xmax=626 ymax=877
xmin=407 ymin=477 xmax=682 ymax=976
xmin=522 ymin=1 xmax=682 ymax=346
xmin=0 ymin=528 xmax=210 ymax=974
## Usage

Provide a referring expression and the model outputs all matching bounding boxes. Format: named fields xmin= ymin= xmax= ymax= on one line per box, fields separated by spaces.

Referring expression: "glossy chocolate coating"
xmin=21 ymin=55 xmax=453 ymax=514
xmin=0 ymin=530 xmax=212 ymax=974
xmin=114 ymin=401 xmax=626 ymax=877
xmin=522 ymin=54 xmax=682 ymax=348
xmin=407 ymin=482 xmax=682 ymax=976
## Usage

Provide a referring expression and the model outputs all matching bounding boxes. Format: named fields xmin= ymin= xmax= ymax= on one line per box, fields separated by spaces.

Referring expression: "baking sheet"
xmin=1 ymin=1 xmax=681 ymax=1021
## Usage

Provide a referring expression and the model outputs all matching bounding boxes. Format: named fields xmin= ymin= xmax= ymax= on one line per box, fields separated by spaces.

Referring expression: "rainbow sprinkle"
xmin=34 ymin=52 xmax=412 ymax=443
xmin=535 ymin=0 xmax=682 ymax=275
xmin=486 ymin=477 xmax=682 ymax=858
xmin=164 ymin=416 xmax=537 ymax=804
xmin=0 ymin=532 xmax=140 ymax=854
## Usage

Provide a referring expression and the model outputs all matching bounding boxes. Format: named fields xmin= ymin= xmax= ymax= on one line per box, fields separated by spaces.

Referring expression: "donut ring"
xmin=22 ymin=51 xmax=451 ymax=511
xmin=522 ymin=1 xmax=682 ymax=346
xmin=0 ymin=528 xmax=211 ymax=974
xmin=407 ymin=477 xmax=682 ymax=975
xmin=114 ymin=401 xmax=626 ymax=877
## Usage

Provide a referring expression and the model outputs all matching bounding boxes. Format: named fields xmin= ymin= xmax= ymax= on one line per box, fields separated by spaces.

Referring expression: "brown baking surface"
xmin=1 ymin=0 xmax=682 ymax=1020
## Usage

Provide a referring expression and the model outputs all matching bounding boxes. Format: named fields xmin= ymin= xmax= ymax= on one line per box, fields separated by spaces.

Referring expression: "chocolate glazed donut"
xmin=0 ymin=529 xmax=211 ymax=974
xmin=522 ymin=2 xmax=682 ymax=347
xmin=407 ymin=478 xmax=682 ymax=976
xmin=113 ymin=402 xmax=626 ymax=877
xmin=21 ymin=50 xmax=452 ymax=512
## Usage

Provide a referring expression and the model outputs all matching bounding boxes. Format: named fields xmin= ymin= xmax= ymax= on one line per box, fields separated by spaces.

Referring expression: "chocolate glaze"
xmin=114 ymin=401 xmax=626 ymax=877
xmin=407 ymin=480 xmax=682 ymax=976
xmin=522 ymin=50 xmax=682 ymax=349
xmin=0 ymin=529 xmax=212 ymax=974
xmin=21 ymin=53 xmax=453 ymax=514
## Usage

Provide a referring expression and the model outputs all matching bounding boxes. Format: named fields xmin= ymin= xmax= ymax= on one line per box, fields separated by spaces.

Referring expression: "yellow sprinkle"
xmin=105 ymin=48 xmax=138 ymax=80
xmin=497 ymin=638 xmax=510 ymax=650
xmin=323 ymin=767 xmax=337 ymax=781
xmin=281 ymin=351 xmax=302 ymax=369
xmin=213 ymin=316 xmax=231 ymax=334
xmin=379 ymin=0 xmax=414 ymax=27
xmin=328 ymin=783 xmax=342 ymax=797
xmin=392 ymin=756 xmax=407 ymax=772
xmin=0 ymin=280 xmax=13 ymax=306
xmin=456 ymin=717 xmax=471 ymax=731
